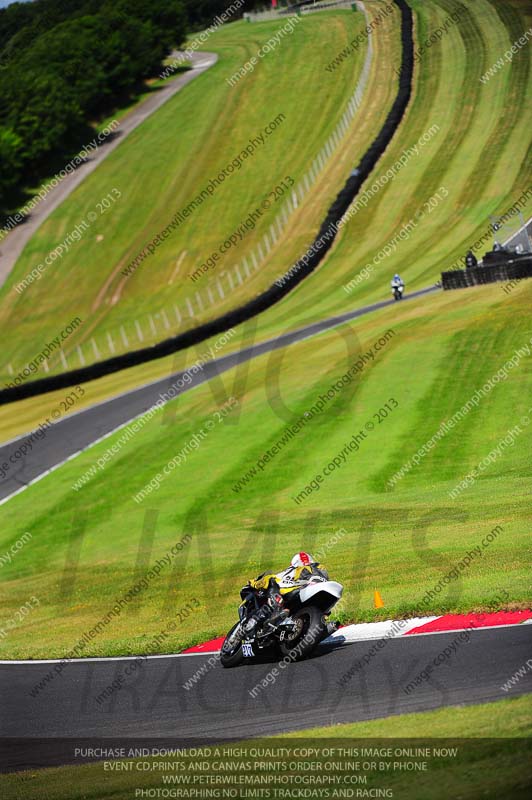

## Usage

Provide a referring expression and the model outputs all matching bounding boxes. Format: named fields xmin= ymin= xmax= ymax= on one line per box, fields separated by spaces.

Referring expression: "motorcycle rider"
xmin=391 ymin=273 xmax=404 ymax=291
xmin=242 ymin=552 xmax=334 ymax=635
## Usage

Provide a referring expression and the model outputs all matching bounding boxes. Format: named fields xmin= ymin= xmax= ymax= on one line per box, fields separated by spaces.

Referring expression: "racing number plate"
xmin=242 ymin=642 xmax=254 ymax=657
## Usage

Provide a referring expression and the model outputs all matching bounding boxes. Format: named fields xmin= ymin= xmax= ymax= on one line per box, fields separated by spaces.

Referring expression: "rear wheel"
xmin=278 ymin=606 xmax=326 ymax=661
xmin=220 ymin=622 xmax=244 ymax=668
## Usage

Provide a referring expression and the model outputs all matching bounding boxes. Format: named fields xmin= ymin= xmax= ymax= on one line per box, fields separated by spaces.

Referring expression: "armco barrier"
xmin=442 ymin=255 xmax=532 ymax=290
xmin=0 ymin=0 xmax=413 ymax=407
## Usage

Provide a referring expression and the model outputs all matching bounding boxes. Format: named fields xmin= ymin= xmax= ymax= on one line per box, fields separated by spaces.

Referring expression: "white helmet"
xmin=291 ymin=552 xmax=313 ymax=568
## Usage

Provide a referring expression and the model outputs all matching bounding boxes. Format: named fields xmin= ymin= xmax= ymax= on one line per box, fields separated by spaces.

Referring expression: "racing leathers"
xmin=242 ymin=561 xmax=329 ymax=635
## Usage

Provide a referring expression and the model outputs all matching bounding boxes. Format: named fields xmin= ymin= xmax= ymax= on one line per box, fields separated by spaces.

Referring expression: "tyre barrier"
xmin=441 ymin=255 xmax=532 ymax=290
xmin=1 ymin=0 xmax=414 ymax=406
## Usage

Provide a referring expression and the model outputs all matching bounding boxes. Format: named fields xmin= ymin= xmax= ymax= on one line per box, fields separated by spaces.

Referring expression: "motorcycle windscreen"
xmin=298 ymin=580 xmax=343 ymax=608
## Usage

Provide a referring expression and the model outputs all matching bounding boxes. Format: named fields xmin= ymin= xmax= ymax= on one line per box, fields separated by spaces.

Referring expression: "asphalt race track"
xmin=0 ymin=284 xmax=438 ymax=504
xmin=1 ymin=180 xmax=530 ymax=508
xmin=1 ymin=229 xmax=530 ymax=773
xmin=1 ymin=625 xmax=530 ymax=770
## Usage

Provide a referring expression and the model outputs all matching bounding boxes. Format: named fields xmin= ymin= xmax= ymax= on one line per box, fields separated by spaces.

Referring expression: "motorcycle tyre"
xmin=278 ymin=606 xmax=326 ymax=661
xmin=220 ymin=622 xmax=245 ymax=668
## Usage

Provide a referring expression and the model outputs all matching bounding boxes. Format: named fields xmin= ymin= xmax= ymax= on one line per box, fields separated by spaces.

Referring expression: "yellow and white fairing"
xmin=250 ymin=564 xmax=328 ymax=595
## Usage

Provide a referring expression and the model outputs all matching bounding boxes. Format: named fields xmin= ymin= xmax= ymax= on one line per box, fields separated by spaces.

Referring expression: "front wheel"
xmin=220 ymin=622 xmax=244 ymax=668
xmin=279 ymin=606 xmax=326 ymax=661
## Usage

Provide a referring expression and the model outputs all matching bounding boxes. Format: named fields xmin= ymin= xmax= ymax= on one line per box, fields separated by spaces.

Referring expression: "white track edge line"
xmin=1 ymin=213 xmax=527 ymax=451
xmin=0 ymin=357 xmax=223 ymax=507
xmin=0 ymin=291 xmax=434 ymax=507
xmin=0 ymin=621 xmax=527 ymax=665
xmin=0 ymin=225 xmax=514 ymax=506
xmin=502 ymin=213 xmax=532 ymax=246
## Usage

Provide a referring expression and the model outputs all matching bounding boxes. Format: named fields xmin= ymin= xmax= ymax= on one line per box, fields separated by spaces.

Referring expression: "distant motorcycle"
xmin=392 ymin=283 xmax=404 ymax=301
xmin=220 ymin=576 xmax=343 ymax=668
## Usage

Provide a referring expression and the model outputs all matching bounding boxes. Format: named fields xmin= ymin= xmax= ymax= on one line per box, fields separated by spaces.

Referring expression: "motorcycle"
xmin=392 ymin=283 xmax=404 ymax=301
xmin=220 ymin=575 xmax=343 ymax=668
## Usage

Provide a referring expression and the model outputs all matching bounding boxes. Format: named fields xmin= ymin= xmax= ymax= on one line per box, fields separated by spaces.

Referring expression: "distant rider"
xmin=465 ymin=250 xmax=478 ymax=269
xmin=391 ymin=273 xmax=404 ymax=290
xmin=242 ymin=552 xmax=334 ymax=635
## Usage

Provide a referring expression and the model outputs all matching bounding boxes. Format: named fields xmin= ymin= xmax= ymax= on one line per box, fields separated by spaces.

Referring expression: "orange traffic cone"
xmin=373 ymin=590 xmax=384 ymax=609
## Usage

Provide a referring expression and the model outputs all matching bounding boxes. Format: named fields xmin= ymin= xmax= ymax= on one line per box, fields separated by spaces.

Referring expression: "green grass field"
xmin=0 ymin=0 xmax=530 ymax=661
xmin=0 ymin=5 xmax=531 ymax=794
xmin=0 ymin=0 xmax=529 ymax=405
xmin=224 ymin=0 xmax=532 ymax=350
xmin=2 ymin=697 xmax=530 ymax=799
xmin=1 ymin=280 xmax=530 ymax=659
xmin=0 ymin=5 xmax=392 ymax=381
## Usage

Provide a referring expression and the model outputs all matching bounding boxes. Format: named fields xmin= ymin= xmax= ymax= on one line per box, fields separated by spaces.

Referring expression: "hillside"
xmin=0 ymin=5 xmax=393 ymax=383
xmin=0 ymin=0 xmax=530 ymax=661
xmin=0 ymin=280 xmax=530 ymax=659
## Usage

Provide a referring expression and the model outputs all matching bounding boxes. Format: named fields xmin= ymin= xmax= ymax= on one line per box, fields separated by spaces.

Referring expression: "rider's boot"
xmin=324 ymin=620 xmax=340 ymax=638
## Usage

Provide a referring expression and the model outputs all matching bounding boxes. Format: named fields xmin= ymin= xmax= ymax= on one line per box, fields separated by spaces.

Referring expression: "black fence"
xmin=0 ymin=0 xmax=414 ymax=406
xmin=442 ymin=255 xmax=532 ymax=290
